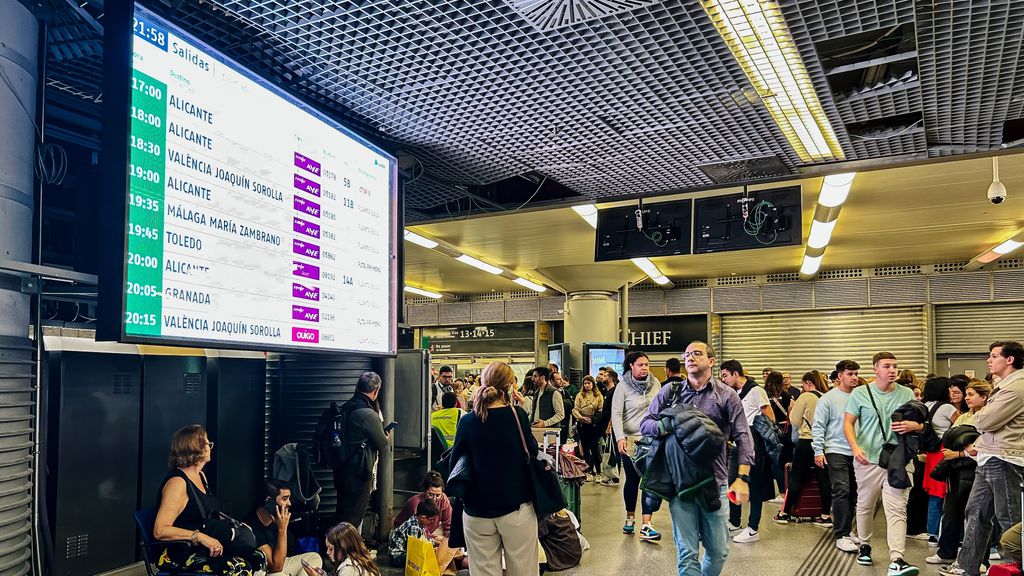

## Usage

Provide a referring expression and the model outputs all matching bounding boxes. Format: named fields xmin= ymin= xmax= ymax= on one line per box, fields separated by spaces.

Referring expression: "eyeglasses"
xmin=682 ymin=350 xmax=706 ymax=359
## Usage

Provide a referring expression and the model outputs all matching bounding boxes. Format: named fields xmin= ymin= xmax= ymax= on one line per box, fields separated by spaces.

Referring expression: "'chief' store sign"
xmin=627 ymin=316 xmax=707 ymax=353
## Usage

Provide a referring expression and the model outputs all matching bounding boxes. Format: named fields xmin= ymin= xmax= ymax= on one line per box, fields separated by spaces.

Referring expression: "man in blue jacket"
xmin=641 ymin=341 xmax=753 ymax=576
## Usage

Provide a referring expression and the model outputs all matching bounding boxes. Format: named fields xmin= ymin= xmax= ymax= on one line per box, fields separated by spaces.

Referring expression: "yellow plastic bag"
xmin=405 ymin=536 xmax=441 ymax=576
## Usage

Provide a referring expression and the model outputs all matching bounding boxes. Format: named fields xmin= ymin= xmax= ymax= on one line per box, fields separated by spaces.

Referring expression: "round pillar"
xmin=563 ymin=291 xmax=620 ymax=373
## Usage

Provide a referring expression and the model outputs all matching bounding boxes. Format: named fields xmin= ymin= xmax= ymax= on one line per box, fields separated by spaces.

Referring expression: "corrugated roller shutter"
xmin=267 ymin=354 xmax=382 ymax=514
xmin=0 ymin=336 xmax=32 ymax=576
xmin=721 ymin=307 xmax=928 ymax=377
xmin=935 ymin=303 xmax=1024 ymax=354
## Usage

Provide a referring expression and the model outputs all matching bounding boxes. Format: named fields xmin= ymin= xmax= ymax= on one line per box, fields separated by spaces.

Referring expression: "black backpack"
xmin=312 ymin=403 xmax=346 ymax=468
xmin=920 ymin=402 xmax=947 ymax=453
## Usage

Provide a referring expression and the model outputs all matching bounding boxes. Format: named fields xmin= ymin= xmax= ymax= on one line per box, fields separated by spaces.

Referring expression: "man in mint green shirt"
xmin=843 ymin=352 xmax=919 ymax=576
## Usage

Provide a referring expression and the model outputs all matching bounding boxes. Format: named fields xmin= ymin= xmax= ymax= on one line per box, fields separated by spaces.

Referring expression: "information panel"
xmin=121 ymin=5 xmax=397 ymax=354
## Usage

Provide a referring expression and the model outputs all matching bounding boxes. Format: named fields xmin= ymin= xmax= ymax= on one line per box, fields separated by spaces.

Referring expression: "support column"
xmin=0 ymin=0 xmax=37 ymax=335
xmin=563 ymin=291 xmax=620 ymax=375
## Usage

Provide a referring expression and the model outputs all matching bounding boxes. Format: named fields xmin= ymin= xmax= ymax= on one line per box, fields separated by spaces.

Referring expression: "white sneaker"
xmin=836 ymin=537 xmax=859 ymax=553
xmin=727 ymin=521 xmax=743 ymax=533
xmin=907 ymin=533 xmax=931 ymax=541
xmin=926 ymin=554 xmax=954 ymax=565
xmin=769 ymin=495 xmax=785 ymax=504
xmin=732 ymin=528 xmax=760 ymax=543
xmin=938 ymin=562 xmax=967 ymax=576
xmin=990 ymin=549 xmax=1002 ymax=561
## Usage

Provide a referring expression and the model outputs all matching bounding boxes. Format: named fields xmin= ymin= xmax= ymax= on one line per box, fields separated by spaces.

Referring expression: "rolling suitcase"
xmin=783 ymin=462 xmax=825 ymax=521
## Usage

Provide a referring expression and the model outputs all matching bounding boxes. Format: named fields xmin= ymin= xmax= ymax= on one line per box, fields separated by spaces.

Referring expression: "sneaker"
xmin=858 ymin=545 xmax=873 ymax=566
xmin=599 ymin=478 xmax=618 ymax=487
xmin=769 ymin=495 xmax=785 ymax=504
xmin=908 ymin=533 xmax=931 ymax=541
xmin=772 ymin=511 xmax=792 ymax=524
xmin=732 ymin=528 xmax=760 ymax=543
xmin=623 ymin=518 xmax=635 ymax=535
xmin=926 ymin=554 xmax=955 ymax=565
xmin=836 ymin=537 xmax=859 ymax=553
xmin=887 ymin=557 xmax=920 ymax=576
xmin=938 ymin=562 xmax=967 ymax=576
xmin=639 ymin=524 xmax=662 ymax=541
xmin=990 ymin=549 xmax=1002 ymax=561
xmin=727 ymin=521 xmax=743 ymax=533
xmin=812 ymin=516 xmax=833 ymax=528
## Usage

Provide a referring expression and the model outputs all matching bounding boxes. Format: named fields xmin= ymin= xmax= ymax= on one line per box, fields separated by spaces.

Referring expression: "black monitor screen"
xmin=693 ymin=186 xmax=802 ymax=254
xmin=595 ymin=199 xmax=692 ymax=262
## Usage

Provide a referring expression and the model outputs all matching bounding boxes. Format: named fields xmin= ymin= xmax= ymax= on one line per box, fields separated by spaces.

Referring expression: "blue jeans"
xmin=928 ymin=495 xmax=943 ymax=537
xmin=669 ymin=484 xmax=729 ymax=576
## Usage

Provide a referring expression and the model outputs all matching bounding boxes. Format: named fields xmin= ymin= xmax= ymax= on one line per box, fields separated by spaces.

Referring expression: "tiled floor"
xmin=549 ymin=480 xmax=944 ymax=576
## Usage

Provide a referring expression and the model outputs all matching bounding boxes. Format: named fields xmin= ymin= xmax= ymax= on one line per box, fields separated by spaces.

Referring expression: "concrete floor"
xmin=550 ymin=480 xmax=941 ymax=576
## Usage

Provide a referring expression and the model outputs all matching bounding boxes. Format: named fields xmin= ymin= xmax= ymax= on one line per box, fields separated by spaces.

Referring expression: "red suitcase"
xmin=783 ymin=462 xmax=825 ymax=521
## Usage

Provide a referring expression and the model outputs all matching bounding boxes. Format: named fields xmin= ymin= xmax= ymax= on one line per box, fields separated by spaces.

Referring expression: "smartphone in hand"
xmin=384 ymin=421 xmax=398 ymax=434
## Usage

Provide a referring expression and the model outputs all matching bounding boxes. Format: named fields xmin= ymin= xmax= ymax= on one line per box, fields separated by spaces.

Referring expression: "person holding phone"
xmin=333 ymin=372 xmax=390 ymax=527
xmin=246 ymin=479 xmax=322 ymax=576
xmin=304 ymin=522 xmax=380 ymax=576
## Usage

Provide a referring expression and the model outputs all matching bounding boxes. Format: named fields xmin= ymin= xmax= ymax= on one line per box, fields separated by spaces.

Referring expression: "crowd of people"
xmin=148 ymin=341 xmax=1024 ymax=576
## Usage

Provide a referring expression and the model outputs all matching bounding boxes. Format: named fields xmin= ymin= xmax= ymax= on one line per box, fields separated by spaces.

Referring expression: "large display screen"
xmin=116 ymin=5 xmax=397 ymax=354
xmin=586 ymin=347 xmax=626 ymax=378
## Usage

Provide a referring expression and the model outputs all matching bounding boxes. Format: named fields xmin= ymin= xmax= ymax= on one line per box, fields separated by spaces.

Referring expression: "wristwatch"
xmin=737 ymin=474 xmax=751 ymax=484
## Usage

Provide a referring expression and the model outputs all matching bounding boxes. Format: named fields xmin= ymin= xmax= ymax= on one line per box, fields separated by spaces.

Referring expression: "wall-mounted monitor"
xmin=583 ymin=342 xmax=629 ymax=378
xmin=693 ymin=186 xmax=802 ymax=254
xmin=99 ymin=4 xmax=398 ymax=355
xmin=548 ymin=343 xmax=569 ymax=372
xmin=595 ymin=199 xmax=692 ymax=262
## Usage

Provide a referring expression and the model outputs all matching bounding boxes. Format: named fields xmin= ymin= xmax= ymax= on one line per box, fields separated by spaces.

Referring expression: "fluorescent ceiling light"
xmin=514 ymin=277 xmax=547 ymax=292
xmin=800 ymin=254 xmax=823 ymax=276
xmin=818 ymin=173 xmax=856 ymax=207
xmin=630 ymin=257 xmax=659 ymax=276
xmin=702 ymin=0 xmax=844 ymax=163
xmin=807 ymin=219 xmax=838 ymax=249
xmin=404 ymin=285 xmax=442 ymax=299
xmin=404 ymin=230 xmax=438 ymax=249
xmin=455 ymin=254 xmax=503 ymax=275
xmin=994 ymin=239 xmax=1024 ymax=255
xmin=571 ymin=204 xmax=598 ymax=228
xmin=650 ymin=275 xmax=671 ymax=285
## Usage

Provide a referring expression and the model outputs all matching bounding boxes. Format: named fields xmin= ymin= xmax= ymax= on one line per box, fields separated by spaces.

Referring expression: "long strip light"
xmin=455 ymin=254 xmax=503 ymax=275
xmin=631 ymin=257 xmax=672 ymax=286
xmin=966 ymin=232 xmax=1024 ymax=270
xmin=513 ymin=277 xmax=547 ymax=293
xmin=404 ymin=285 xmax=442 ymax=299
xmin=702 ymin=0 xmax=844 ymax=163
xmin=799 ymin=173 xmax=856 ymax=280
xmin=404 ymin=230 xmax=438 ymax=249
xmin=571 ymin=204 xmax=598 ymax=228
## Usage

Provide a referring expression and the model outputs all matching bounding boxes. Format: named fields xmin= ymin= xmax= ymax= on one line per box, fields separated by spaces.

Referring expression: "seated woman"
xmin=153 ymin=424 xmax=262 ymax=575
xmin=394 ymin=471 xmax=452 ymax=539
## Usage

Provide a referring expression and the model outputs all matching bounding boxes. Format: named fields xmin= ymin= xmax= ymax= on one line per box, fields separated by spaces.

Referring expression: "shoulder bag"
xmin=184 ymin=475 xmax=258 ymax=557
xmin=864 ymin=385 xmax=898 ymax=470
xmin=511 ymin=407 xmax=568 ymax=516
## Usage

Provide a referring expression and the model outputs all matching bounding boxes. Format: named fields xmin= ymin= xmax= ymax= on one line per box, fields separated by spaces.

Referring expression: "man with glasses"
xmin=641 ymin=342 xmax=753 ymax=576
xmin=431 ymin=365 xmax=454 ymax=412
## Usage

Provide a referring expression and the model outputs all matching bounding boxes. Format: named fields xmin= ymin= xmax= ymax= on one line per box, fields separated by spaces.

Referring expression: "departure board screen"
xmin=119 ymin=5 xmax=397 ymax=354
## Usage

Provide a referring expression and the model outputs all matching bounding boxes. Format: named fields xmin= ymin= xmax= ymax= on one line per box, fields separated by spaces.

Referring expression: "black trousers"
xmin=784 ymin=439 xmax=832 ymax=516
xmin=333 ymin=468 xmax=372 ymax=528
xmin=578 ymin=423 xmax=602 ymax=474
xmin=938 ymin=466 xmax=973 ymax=559
xmin=825 ymin=453 xmax=857 ymax=539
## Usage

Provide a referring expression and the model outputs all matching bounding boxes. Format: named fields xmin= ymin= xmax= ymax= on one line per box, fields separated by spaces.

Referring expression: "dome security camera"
xmin=989 ymin=180 xmax=1007 ymax=204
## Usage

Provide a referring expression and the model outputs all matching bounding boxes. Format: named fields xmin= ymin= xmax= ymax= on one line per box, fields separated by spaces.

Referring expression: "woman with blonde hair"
xmin=307 ymin=522 xmax=380 ymax=576
xmin=451 ymin=361 xmax=540 ymax=576
xmin=573 ymin=375 xmax=605 ymax=481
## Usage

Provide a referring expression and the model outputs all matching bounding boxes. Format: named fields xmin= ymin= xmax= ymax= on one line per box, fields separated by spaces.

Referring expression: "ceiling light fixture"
xmin=571 ymin=204 xmax=598 ymax=228
xmin=403 ymin=285 xmax=442 ymax=299
xmin=455 ymin=254 xmax=503 ymax=275
xmin=513 ymin=277 xmax=547 ymax=292
xmin=630 ymin=257 xmax=673 ymax=287
xmin=404 ymin=230 xmax=439 ymax=249
xmin=702 ymin=0 xmax=845 ymax=163
xmin=799 ymin=173 xmax=857 ymax=280
xmin=965 ymin=231 xmax=1024 ymax=270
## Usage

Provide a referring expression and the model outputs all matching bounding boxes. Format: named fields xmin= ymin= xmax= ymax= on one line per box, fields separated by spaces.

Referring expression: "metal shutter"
xmin=721 ymin=307 xmax=928 ymax=377
xmin=935 ymin=303 xmax=1024 ymax=355
xmin=0 ymin=336 xmax=32 ymax=576
xmin=266 ymin=354 xmax=382 ymax=514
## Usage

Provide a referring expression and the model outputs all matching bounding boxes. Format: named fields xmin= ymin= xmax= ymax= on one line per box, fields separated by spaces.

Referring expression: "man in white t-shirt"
xmin=721 ymin=359 xmax=776 ymax=543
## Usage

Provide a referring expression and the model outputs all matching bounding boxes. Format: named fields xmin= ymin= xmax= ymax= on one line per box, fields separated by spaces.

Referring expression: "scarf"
xmin=622 ymin=370 xmax=656 ymax=395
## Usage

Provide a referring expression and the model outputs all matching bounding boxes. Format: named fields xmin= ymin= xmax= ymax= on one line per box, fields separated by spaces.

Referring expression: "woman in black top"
xmin=153 ymin=424 xmax=261 ymax=574
xmin=450 ymin=361 xmax=540 ymax=576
